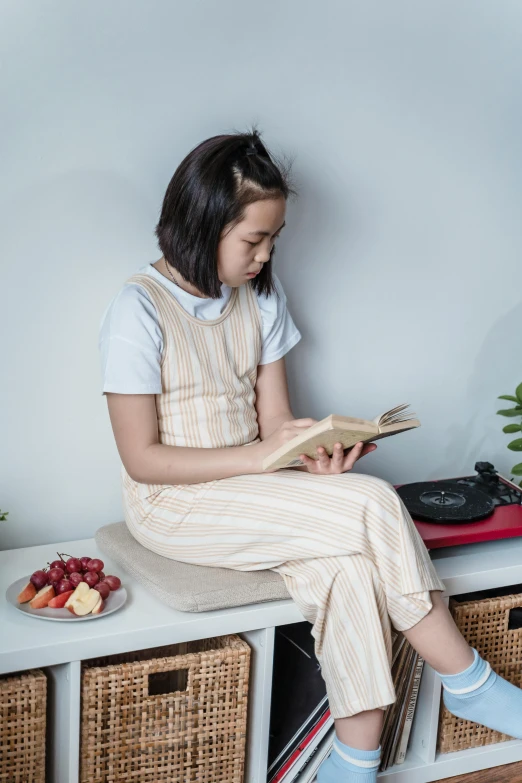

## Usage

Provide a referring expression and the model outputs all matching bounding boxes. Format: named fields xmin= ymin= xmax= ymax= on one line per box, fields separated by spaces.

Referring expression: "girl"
xmin=100 ymin=130 xmax=522 ymax=782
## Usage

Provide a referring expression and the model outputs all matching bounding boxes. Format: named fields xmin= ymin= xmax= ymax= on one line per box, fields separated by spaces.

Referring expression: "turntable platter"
xmin=396 ymin=481 xmax=495 ymax=524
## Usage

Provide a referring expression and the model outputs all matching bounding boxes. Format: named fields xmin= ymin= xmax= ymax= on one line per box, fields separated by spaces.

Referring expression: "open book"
xmin=262 ymin=404 xmax=420 ymax=472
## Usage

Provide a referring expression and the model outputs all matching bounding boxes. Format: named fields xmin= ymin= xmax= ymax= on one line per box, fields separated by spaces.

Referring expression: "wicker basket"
xmin=438 ymin=592 xmax=522 ymax=753
xmin=0 ymin=669 xmax=46 ymax=783
xmin=80 ymin=635 xmax=251 ymax=783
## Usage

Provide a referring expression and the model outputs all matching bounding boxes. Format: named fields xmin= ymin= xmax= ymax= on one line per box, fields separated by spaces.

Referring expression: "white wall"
xmin=1 ymin=0 xmax=522 ymax=550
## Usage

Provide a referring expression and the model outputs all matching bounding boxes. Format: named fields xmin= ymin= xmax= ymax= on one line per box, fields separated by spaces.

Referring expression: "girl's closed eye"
xmin=245 ymin=233 xmax=281 ymax=247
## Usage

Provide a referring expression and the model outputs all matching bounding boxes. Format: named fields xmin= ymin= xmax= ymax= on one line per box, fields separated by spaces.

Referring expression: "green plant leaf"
xmin=508 ymin=438 xmax=522 ymax=451
xmin=503 ymin=423 xmax=522 ymax=433
xmin=511 ymin=463 xmax=522 ymax=475
xmin=516 ymin=383 xmax=522 ymax=403
xmin=519 ymin=479 xmax=522 ymax=488
xmin=497 ymin=408 xmax=522 ymax=417
xmin=499 ymin=395 xmax=520 ymax=402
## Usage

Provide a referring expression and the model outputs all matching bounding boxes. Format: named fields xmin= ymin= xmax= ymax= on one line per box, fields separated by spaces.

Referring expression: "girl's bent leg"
xmin=273 ymin=554 xmax=396 ymax=719
xmin=403 ymin=590 xmax=474 ymax=674
xmin=401 ymin=592 xmax=522 ymax=740
xmin=335 ymin=709 xmax=384 ymax=751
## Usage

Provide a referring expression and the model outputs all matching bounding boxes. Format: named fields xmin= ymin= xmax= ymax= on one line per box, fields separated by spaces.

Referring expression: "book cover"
xmin=262 ymin=404 xmax=420 ymax=471
xmin=271 ymin=710 xmax=333 ymax=783
xmin=292 ymin=727 xmax=336 ymax=783
xmin=379 ymin=640 xmax=417 ymax=771
xmin=268 ymin=622 xmax=327 ymax=779
xmin=395 ymin=656 xmax=425 ymax=765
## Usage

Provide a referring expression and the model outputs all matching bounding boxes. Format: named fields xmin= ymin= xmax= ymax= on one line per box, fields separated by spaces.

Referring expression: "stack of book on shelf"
xmin=267 ymin=623 xmax=335 ymax=783
xmin=267 ymin=624 xmax=424 ymax=782
xmin=379 ymin=632 xmax=424 ymax=771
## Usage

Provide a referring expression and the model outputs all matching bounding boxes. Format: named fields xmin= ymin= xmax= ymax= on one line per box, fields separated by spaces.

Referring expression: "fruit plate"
xmin=5 ymin=576 xmax=128 ymax=622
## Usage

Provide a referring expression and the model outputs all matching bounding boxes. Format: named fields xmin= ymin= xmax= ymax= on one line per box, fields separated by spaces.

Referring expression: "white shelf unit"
xmin=2 ymin=536 xmax=522 ymax=783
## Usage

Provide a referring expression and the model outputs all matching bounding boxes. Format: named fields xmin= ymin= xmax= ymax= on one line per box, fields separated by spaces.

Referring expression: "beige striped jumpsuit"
xmin=122 ymin=273 xmax=445 ymax=719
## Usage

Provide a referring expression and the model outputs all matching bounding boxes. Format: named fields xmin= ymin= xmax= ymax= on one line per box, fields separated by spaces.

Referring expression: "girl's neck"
xmin=153 ymin=257 xmax=210 ymax=299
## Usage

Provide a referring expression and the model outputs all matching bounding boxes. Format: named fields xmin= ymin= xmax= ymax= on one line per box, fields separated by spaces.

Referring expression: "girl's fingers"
xmin=293 ymin=418 xmax=318 ymax=428
xmin=332 ymin=442 xmax=344 ymax=467
xmin=316 ymin=447 xmax=331 ymax=468
xmin=343 ymin=441 xmax=364 ymax=470
xmin=300 ymin=442 xmax=373 ymax=475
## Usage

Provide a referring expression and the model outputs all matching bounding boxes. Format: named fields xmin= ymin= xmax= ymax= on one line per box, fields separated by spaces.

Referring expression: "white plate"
xmin=6 ymin=576 xmax=128 ymax=622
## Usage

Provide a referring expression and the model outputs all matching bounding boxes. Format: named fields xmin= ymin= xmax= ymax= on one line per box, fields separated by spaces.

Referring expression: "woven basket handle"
xmin=147 ymin=661 xmax=193 ymax=697
xmin=508 ymin=602 xmax=522 ymax=632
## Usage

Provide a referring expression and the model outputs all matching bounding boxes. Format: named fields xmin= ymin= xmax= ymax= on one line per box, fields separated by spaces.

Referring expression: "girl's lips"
xmin=246 ymin=271 xmax=259 ymax=277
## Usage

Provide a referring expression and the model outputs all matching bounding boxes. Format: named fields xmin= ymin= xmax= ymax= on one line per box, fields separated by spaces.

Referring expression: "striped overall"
xmin=122 ymin=273 xmax=445 ymax=718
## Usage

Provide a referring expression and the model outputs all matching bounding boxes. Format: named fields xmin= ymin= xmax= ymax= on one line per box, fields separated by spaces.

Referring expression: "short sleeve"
xmin=99 ymin=284 xmax=163 ymax=394
xmin=257 ymin=274 xmax=302 ymax=365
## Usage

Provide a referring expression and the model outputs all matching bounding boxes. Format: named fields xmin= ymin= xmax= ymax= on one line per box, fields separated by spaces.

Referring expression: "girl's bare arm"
xmin=106 ymin=394 xmax=259 ymax=484
xmin=254 ymin=357 xmax=298 ymax=438
xmin=106 ymin=372 xmax=313 ymax=485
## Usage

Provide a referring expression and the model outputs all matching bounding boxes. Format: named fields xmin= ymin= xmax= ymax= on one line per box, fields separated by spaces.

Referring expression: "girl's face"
xmin=217 ymin=196 xmax=286 ymax=288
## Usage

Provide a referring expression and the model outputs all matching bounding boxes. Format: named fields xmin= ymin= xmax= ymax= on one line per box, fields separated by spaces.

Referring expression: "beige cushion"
xmin=95 ymin=522 xmax=290 ymax=613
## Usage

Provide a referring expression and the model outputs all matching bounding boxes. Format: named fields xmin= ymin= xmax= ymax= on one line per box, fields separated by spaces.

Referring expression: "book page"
xmin=263 ymin=428 xmax=375 ymax=472
xmin=374 ymin=404 xmax=416 ymax=428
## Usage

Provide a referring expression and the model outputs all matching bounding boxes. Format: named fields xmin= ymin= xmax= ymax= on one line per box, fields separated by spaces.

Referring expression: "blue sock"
xmin=439 ymin=648 xmax=522 ymax=739
xmin=317 ymin=739 xmax=380 ymax=782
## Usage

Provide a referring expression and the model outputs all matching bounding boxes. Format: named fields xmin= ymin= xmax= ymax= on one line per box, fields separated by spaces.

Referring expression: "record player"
xmin=396 ymin=462 xmax=522 ymax=549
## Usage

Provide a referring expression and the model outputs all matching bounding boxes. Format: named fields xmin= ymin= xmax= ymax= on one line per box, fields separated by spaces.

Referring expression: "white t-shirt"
xmin=99 ymin=264 xmax=301 ymax=394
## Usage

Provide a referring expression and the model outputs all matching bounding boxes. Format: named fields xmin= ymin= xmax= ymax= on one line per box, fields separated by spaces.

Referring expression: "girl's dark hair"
xmin=155 ymin=127 xmax=296 ymax=298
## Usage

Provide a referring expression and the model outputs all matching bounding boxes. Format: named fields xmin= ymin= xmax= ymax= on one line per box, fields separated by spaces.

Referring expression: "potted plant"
xmin=497 ymin=383 xmax=522 ymax=486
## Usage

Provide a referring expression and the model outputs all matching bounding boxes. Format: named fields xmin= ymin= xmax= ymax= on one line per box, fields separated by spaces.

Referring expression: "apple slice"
xmin=64 ymin=582 xmax=90 ymax=609
xmin=48 ymin=590 xmax=74 ymax=609
xmin=66 ymin=586 xmax=101 ymax=616
xmin=29 ymin=584 xmax=55 ymax=609
xmin=90 ymin=594 xmax=104 ymax=615
xmin=18 ymin=581 xmax=37 ymax=603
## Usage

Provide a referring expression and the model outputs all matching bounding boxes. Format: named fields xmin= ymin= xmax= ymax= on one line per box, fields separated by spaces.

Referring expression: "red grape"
xmin=48 ymin=567 xmax=65 ymax=583
xmin=65 ymin=557 xmax=82 ymax=574
xmin=94 ymin=582 xmax=110 ymax=600
xmin=30 ymin=570 xmax=49 ymax=590
xmin=103 ymin=575 xmax=121 ymax=591
xmin=50 ymin=559 xmax=65 ymax=570
xmin=97 ymin=571 xmax=105 ymax=580
xmin=79 ymin=556 xmax=91 ymax=570
xmin=56 ymin=579 xmax=73 ymax=594
xmin=86 ymin=558 xmax=104 ymax=572
xmin=84 ymin=571 xmax=99 ymax=587
xmin=69 ymin=572 xmax=84 ymax=587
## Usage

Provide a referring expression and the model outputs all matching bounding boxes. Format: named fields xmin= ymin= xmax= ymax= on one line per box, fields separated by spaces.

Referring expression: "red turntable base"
xmin=395 ymin=462 xmax=522 ymax=550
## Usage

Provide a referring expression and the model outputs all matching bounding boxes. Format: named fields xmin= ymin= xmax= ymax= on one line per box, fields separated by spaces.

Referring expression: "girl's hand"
xmin=298 ymin=441 xmax=377 ymax=475
xmin=253 ymin=418 xmax=318 ymax=472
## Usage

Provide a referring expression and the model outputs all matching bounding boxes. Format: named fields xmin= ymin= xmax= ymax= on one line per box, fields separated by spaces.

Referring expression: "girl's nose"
xmin=255 ymin=248 xmax=271 ymax=264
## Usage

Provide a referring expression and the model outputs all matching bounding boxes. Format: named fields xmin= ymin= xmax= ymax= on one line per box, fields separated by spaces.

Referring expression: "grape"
xmin=97 ymin=571 xmax=105 ymax=580
xmin=103 ymin=575 xmax=121 ymax=591
xmin=50 ymin=559 xmax=65 ymax=570
xmin=84 ymin=572 xmax=99 ymax=587
xmin=94 ymin=582 xmax=110 ymax=600
xmin=56 ymin=579 xmax=73 ymax=594
xmin=48 ymin=567 xmax=65 ymax=583
xmin=65 ymin=557 xmax=82 ymax=574
xmin=69 ymin=572 xmax=84 ymax=587
xmin=79 ymin=556 xmax=91 ymax=570
xmin=86 ymin=558 xmax=104 ymax=572
xmin=30 ymin=570 xmax=49 ymax=590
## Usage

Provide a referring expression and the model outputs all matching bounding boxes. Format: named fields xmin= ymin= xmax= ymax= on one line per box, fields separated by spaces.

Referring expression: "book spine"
xmin=395 ymin=656 xmax=425 ymax=765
